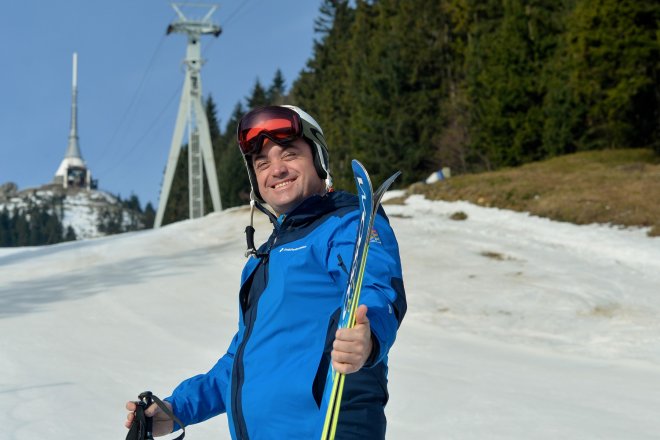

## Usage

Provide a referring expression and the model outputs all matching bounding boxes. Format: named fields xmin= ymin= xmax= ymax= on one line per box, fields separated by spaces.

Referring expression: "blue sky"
xmin=0 ymin=0 xmax=322 ymax=207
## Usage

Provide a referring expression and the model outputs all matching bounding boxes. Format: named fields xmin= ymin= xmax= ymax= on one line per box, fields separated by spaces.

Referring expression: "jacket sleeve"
xmin=164 ymin=256 xmax=258 ymax=430
xmin=327 ymin=209 xmax=407 ymax=366
xmin=164 ymin=332 xmax=239 ymax=428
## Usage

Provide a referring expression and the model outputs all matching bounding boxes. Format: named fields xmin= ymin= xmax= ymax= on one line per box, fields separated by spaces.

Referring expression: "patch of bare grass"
xmin=450 ymin=211 xmax=468 ymax=221
xmin=382 ymin=195 xmax=409 ymax=205
xmin=480 ymin=251 xmax=514 ymax=261
xmin=412 ymin=149 xmax=660 ymax=237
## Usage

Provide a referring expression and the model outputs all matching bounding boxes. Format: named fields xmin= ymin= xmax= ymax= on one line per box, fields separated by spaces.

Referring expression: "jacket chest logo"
xmin=278 ymin=245 xmax=308 ymax=253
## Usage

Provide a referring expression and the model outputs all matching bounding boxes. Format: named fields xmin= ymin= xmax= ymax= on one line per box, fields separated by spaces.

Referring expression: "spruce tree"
xmin=464 ymin=0 xmax=565 ymax=169
xmin=560 ymin=0 xmax=660 ymax=151
xmin=143 ymin=202 xmax=156 ymax=229
xmin=13 ymin=208 xmax=29 ymax=247
xmin=0 ymin=208 xmax=11 ymax=246
xmin=217 ymin=102 xmax=250 ymax=208
xmin=267 ymin=70 xmax=287 ymax=105
xmin=64 ymin=226 xmax=77 ymax=242
xmin=347 ymin=0 xmax=445 ymax=187
xmin=247 ymin=80 xmax=269 ymax=109
xmin=203 ymin=95 xmax=222 ymax=215
xmin=162 ymin=145 xmax=189 ymax=225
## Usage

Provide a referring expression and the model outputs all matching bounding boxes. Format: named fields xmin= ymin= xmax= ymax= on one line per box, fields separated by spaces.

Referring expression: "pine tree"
xmin=161 ymin=145 xmax=189 ymax=225
xmin=0 ymin=208 xmax=11 ymax=246
xmin=560 ymin=0 xmax=660 ymax=150
xmin=464 ymin=0 xmax=564 ymax=169
xmin=205 ymin=94 xmax=222 ymax=141
xmin=142 ymin=202 xmax=156 ymax=229
xmin=64 ymin=226 xmax=77 ymax=242
xmin=247 ymin=79 xmax=269 ymax=109
xmin=123 ymin=194 xmax=142 ymax=230
xmin=267 ymin=70 xmax=287 ymax=104
xmin=43 ymin=210 xmax=63 ymax=245
xmin=204 ymin=94 xmax=223 ymax=215
xmin=217 ymin=102 xmax=250 ymax=208
xmin=348 ymin=0 xmax=446 ymax=186
xmin=13 ymin=208 xmax=29 ymax=246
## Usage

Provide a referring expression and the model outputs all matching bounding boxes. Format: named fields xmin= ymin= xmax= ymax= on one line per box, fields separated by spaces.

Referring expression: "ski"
xmin=320 ymin=160 xmax=400 ymax=440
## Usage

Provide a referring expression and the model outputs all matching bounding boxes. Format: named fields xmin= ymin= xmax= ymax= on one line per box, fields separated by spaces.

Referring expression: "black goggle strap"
xmin=126 ymin=391 xmax=185 ymax=440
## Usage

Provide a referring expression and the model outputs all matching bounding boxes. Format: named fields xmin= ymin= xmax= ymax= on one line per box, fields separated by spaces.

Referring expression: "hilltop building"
xmin=53 ymin=52 xmax=97 ymax=190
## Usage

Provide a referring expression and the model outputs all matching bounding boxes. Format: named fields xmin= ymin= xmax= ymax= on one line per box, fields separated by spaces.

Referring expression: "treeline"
xmin=97 ymin=195 xmax=156 ymax=235
xmin=0 ymin=205 xmax=76 ymax=247
xmin=291 ymin=0 xmax=659 ymax=188
xmin=162 ymin=0 xmax=659 ymax=221
xmin=0 ymin=194 xmax=155 ymax=247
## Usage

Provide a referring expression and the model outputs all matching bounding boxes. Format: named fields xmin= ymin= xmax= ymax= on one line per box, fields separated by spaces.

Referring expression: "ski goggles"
xmin=237 ymin=106 xmax=304 ymax=156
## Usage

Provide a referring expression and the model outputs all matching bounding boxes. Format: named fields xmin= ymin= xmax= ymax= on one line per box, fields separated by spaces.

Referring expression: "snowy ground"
xmin=1 ymin=195 xmax=659 ymax=439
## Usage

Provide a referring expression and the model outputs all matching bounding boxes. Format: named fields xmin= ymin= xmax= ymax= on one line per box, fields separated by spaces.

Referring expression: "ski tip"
xmin=351 ymin=159 xmax=366 ymax=174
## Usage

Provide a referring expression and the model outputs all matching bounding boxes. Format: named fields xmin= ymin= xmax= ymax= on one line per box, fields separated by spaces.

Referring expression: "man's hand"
xmin=125 ymin=400 xmax=174 ymax=437
xmin=331 ymin=304 xmax=373 ymax=374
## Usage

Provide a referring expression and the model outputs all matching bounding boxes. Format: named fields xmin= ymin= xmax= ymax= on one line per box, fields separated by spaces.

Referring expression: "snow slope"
xmin=1 ymin=197 xmax=659 ymax=439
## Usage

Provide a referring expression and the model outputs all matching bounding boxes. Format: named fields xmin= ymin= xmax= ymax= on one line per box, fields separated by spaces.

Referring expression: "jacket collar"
xmin=276 ymin=191 xmax=357 ymax=230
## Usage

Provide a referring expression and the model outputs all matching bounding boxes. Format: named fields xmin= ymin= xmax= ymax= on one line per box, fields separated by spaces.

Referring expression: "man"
xmin=125 ymin=105 xmax=406 ymax=439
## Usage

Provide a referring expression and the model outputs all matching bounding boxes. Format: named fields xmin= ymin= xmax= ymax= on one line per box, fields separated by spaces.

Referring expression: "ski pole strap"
xmin=126 ymin=391 xmax=186 ymax=440
xmin=126 ymin=397 xmax=148 ymax=440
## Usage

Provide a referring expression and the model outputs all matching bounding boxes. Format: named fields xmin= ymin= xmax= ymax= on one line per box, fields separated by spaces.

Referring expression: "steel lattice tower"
xmin=155 ymin=3 xmax=223 ymax=228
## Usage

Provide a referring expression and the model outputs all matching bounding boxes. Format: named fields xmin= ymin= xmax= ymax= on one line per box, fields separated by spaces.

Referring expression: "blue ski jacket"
xmin=165 ymin=191 xmax=407 ymax=439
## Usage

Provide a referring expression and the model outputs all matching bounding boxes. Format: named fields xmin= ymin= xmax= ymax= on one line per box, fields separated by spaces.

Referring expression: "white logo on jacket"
xmin=279 ymin=245 xmax=308 ymax=253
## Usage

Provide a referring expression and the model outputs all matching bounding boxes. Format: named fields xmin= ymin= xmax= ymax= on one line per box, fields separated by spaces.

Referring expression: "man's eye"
xmin=255 ymin=161 xmax=268 ymax=170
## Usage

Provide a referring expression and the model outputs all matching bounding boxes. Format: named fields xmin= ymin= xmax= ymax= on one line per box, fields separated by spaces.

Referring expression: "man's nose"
xmin=270 ymin=158 xmax=288 ymax=176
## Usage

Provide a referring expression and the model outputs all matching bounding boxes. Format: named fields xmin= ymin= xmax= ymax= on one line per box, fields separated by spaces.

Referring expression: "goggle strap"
xmin=244 ymin=198 xmax=278 ymax=259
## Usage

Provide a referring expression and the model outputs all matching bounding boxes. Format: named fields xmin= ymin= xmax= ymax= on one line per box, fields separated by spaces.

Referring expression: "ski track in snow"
xmin=1 ymin=197 xmax=659 ymax=439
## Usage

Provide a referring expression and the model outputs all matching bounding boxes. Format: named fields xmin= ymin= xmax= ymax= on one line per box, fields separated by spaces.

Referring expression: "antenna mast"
xmin=67 ymin=52 xmax=82 ymax=159
xmin=54 ymin=52 xmax=94 ymax=190
xmin=155 ymin=2 xmax=223 ymax=228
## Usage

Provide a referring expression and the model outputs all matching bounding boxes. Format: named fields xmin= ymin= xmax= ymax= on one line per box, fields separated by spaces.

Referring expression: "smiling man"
xmin=125 ymin=105 xmax=407 ymax=439
xmin=251 ymin=137 xmax=326 ymax=216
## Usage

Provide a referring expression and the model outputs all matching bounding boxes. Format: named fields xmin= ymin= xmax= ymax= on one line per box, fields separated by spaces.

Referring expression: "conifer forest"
xmin=158 ymin=0 xmax=659 ymax=224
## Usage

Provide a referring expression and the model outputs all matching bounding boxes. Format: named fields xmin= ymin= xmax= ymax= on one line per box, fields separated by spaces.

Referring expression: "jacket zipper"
xmin=231 ymin=226 xmax=280 ymax=439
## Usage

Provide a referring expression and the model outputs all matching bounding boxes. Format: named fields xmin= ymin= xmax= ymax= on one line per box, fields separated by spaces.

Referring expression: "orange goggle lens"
xmin=238 ymin=107 xmax=302 ymax=155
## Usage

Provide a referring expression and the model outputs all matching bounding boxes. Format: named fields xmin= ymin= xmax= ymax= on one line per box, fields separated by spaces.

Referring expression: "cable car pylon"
xmin=155 ymin=2 xmax=222 ymax=228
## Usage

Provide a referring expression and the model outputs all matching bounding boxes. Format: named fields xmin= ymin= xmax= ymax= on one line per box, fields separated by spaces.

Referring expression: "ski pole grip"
xmin=139 ymin=391 xmax=154 ymax=440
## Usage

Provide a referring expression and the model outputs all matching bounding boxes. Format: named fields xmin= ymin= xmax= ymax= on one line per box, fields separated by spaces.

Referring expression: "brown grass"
xmin=409 ymin=149 xmax=660 ymax=237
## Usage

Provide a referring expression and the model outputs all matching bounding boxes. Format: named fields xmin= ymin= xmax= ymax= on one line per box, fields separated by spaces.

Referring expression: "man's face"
xmin=252 ymin=138 xmax=326 ymax=215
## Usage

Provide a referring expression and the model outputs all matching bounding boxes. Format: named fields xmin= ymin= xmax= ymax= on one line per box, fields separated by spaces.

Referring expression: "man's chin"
xmin=265 ymin=196 xmax=296 ymax=216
